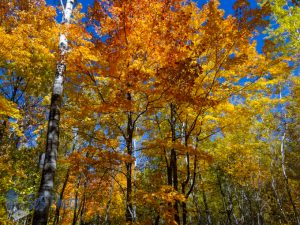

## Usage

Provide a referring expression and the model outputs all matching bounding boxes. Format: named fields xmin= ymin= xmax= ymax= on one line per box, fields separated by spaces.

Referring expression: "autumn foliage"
xmin=0 ymin=0 xmax=299 ymax=224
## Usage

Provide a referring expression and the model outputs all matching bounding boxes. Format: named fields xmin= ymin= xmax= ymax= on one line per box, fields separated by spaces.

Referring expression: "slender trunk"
xmin=165 ymin=149 xmax=173 ymax=221
xmin=243 ymin=190 xmax=255 ymax=225
xmin=255 ymin=171 xmax=264 ymax=225
xmin=194 ymin=148 xmax=212 ymax=225
xmin=79 ymin=196 xmax=86 ymax=225
xmin=270 ymin=144 xmax=287 ymax=223
xmin=125 ymin=139 xmax=133 ymax=223
xmin=182 ymin=202 xmax=187 ymax=225
xmin=72 ymin=193 xmax=79 ymax=225
xmin=217 ymin=173 xmax=232 ymax=225
xmin=75 ymin=196 xmax=86 ymax=225
xmin=154 ymin=214 xmax=160 ymax=225
xmin=199 ymin=171 xmax=212 ymax=225
xmin=234 ymin=187 xmax=245 ymax=224
xmin=53 ymin=169 xmax=70 ymax=225
xmin=271 ymin=175 xmax=286 ymax=223
xmin=32 ymin=1 xmax=74 ymax=224
xmin=202 ymin=189 xmax=212 ymax=225
xmin=170 ymin=103 xmax=180 ymax=225
xmin=270 ymin=141 xmax=288 ymax=223
xmin=171 ymin=148 xmax=180 ymax=224
xmin=79 ymin=178 xmax=88 ymax=225
xmin=227 ymin=185 xmax=238 ymax=225
xmin=182 ymin=138 xmax=198 ymax=225
xmin=104 ymin=180 xmax=114 ymax=224
xmin=192 ymin=191 xmax=202 ymax=225
xmin=167 ymin=165 xmax=173 ymax=186
xmin=126 ymin=93 xmax=135 ymax=223
xmin=72 ymin=174 xmax=82 ymax=225
xmin=60 ymin=203 xmax=67 ymax=224
xmin=280 ymin=131 xmax=300 ymax=225
xmin=53 ymin=128 xmax=77 ymax=225
xmin=181 ymin=151 xmax=189 ymax=225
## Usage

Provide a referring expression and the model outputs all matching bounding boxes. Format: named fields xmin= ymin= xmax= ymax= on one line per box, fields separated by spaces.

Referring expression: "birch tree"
xmin=32 ymin=1 xmax=75 ymax=224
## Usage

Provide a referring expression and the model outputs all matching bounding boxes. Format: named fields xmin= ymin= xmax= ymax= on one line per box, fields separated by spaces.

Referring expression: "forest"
xmin=0 ymin=0 xmax=299 ymax=224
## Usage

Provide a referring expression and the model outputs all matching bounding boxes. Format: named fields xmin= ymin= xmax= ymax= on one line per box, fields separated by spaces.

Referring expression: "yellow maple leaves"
xmin=0 ymin=2 xmax=58 ymax=95
xmin=0 ymin=95 xmax=21 ymax=119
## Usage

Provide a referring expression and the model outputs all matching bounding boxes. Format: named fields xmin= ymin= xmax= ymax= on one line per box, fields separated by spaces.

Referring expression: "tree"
xmin=32 ymin=0 xmax=75 ymax=224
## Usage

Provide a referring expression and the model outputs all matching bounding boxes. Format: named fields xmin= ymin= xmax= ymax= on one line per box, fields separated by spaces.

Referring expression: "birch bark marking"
xmin=32 ymin=1 xmax=74 ymax=224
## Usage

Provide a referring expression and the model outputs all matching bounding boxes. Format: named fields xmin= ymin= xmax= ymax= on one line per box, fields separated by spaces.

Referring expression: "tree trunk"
xmin=280 ymin=131 xmax=300 ymax=225
xmin=198 ymin=171 xmax=212 ymax=225
xmin=181 ymin=137 xmax=198 ymax=225
xmin=170 ymin=103 xmax=180 ymax=225
xmin=104 ymin=179 xmax=114 ymax=224
xmin=202 ymin=189 xmax=212 ymax=225
xmin=32 ymin=1 xmax=74 ymax=224
xmin=79 ymin=196 xmax=86 ymax=225
xmin=53 ymin=169 xmax=70 ymax=225
xmin=270 ymin=143 xmax=287 ymax=223
xmin=217 ymin=172 xmax=232 ymax=225
xmin=126 ymin=156 xmax=133 ymax=222
xmin=182 ymin=202 xmax=187 ymax=225
xmin=167 ymin=164 xmax=173 ymax=186
xmin=72 ymin=189 xmax=79 ymax=225
xmin=126 ymin=93 xmax=135 ymax=223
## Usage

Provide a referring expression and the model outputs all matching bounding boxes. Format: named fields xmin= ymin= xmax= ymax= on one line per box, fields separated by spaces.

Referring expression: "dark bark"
xmin=79 ymin=196 xmax=86 ymax=225
xmin=154 ymin=215 xmax=160 ymax=225
xmin=72 ymin=191 xmax=79 ymax=225
xmin=181 ymin=153 xmax=189 ymax=225
xmin=126 ymin=93 xmax=135 ymax=223
xmin=196 ymin=168 xmax=212 ymax=225
xmin=125 ymin=155 xmax=133 ymax=222
xmin=170 ymin=103 xmax=180 ymax=225
xmin=53 ymin=169 xmax=70 ymax=225
xmin=167 ymin=164 xmax=173 ymax=186
xmin=72 ymin=174 xmax=83 ymax=225
xmin=172 ymin=151 xmax=180 ymax=224
xmin=181 ymin=131 xmax=199 ymax=224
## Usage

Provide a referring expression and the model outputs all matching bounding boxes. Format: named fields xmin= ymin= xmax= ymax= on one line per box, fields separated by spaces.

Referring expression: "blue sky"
xmin=46 ymin=0 xmax=259 ymax=19
xmin=46 ymin=0 xmax=265 ymax=52
xmin=47 ymin=0 xmax=258 ymax=15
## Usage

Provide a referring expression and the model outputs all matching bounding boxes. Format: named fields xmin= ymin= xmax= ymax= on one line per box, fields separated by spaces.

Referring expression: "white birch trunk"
xmin=280 ymin=129 xmax=300 ymax=225
xmin=32 ymin=1 xmax=74 ymax=224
